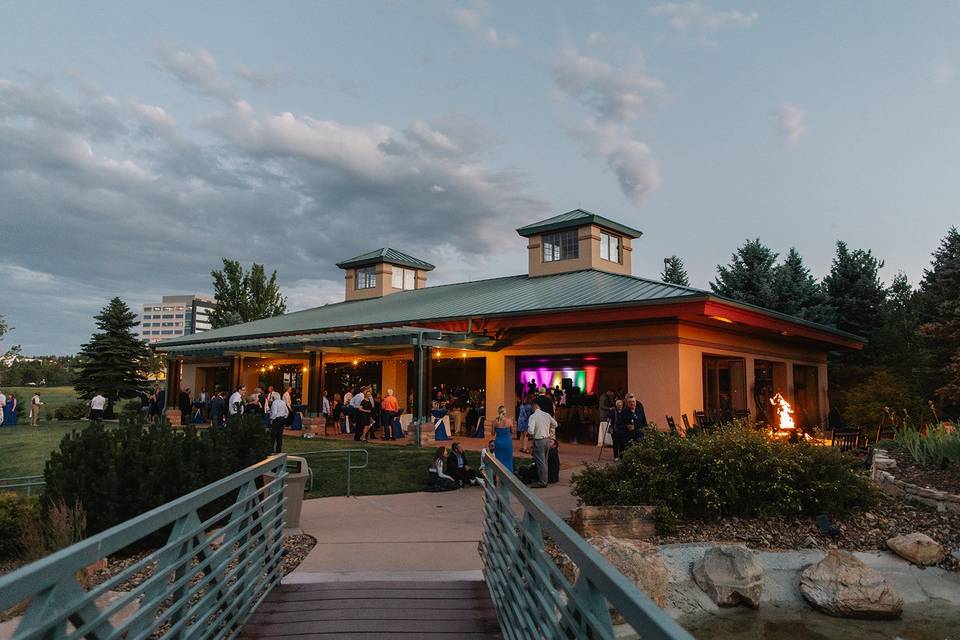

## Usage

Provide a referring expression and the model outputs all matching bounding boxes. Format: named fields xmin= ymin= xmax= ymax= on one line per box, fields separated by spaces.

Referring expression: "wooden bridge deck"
xmin=241 ymin=580 xmax=502 ymax=639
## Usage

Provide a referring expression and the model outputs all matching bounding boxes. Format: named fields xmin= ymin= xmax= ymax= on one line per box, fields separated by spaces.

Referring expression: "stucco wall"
xmin=526 ymin=224 xmax=634 ymax=277
xmin=343 ymin=264 xmax=428 ymax=302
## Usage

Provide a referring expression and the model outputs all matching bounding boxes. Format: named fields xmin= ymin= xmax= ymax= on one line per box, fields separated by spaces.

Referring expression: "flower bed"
xmin=872 ymin=448 xmax=960 ymax=514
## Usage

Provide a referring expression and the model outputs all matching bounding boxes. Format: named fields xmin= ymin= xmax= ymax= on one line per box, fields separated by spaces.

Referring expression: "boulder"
xmin=692 ymin=545 xmax=764 ymax=608
xmin=800 ymin=550 xmax=903 ymax=619
xmin=569 ymin=506 xmax=657 ymax=540
xmin=886 ymin=532 xmax=946 ymax=566
xmin=586 ymin=536 xmax=668 ymax=608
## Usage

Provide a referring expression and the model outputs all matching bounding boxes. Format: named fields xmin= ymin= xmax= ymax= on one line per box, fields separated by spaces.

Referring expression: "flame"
xmin=770 ymin=393 xmax=795 ymax=431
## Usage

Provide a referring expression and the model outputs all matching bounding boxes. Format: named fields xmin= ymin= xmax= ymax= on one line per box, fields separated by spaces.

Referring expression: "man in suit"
xmin=618 ymin=393 xmax=648 ymax=448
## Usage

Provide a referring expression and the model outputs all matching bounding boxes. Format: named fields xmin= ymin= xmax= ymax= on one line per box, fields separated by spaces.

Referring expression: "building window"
xmin=175 ymin=314 xmax=183 ymax=319
xmin=542 ymin=230 xmax=579 ymax=262
xmin=599 ymin=232 xmax=621 ymax=263
xmin=703 ymin=356 xmax=747 ymax=419
xmin=355 ymin=266 xmax=377 ymax=290
xmin=391 ymin=267 xmax=417 ymax=290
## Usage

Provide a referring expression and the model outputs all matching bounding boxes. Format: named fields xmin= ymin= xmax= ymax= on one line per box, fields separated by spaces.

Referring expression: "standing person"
xmin=3 ymin=393 xmax=17 ymax=426
xmin=269 ymin=391 xmax=290 ymax=453
xmin=355 ymin=389 xmax=373 ymax=442
xmin=179 ymin=387 xmax=192 ymax=420
xmin=610 ymin=398 xmax=626 ymax=460
xmin=282 ymin=387 xmax=293 ymax=410
xmin=331 ymin=393 xmax=343 ymax=431
xmin=381 ymin=388 xmax=399 ymax=440
xmin=155 ymin=387 xmax=166 ymax=421
xmin=492 ymin=405 xmax=515 ymax=473
xmin=321 ymin=390 xmax=331 ymax=421
xmin=30 ymin=392 xmax=42 ymax=427
xmin=517 ymin=394 xmax=533 ymax=454
xmin=619 ymin=394 xmax=648 ymax=449
xmin=263 ymin=385 xmax=275 ymax=414
xmin=527 ymin=401 xmax=558 ymax=488
xmin=0 ymin=390 xmax=6 ymax=426
xmin=89 ymin=391 xmax=106 ymax=422
xmin=228 ymin=384 xmax=245 ymax=416
xmin=198 ymin=388 xmax=209 ymax=420
xmin=209 ymin=391 xmax=226 ymax=426
xmin=534 ymin=387 xmax=555 ymax=416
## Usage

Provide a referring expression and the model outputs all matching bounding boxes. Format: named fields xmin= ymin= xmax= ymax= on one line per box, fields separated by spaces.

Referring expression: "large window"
xmin=703 ymin=356 xmax=747 ymax=417
xmin=391 ymin=267 xmax=417 ymax=290
xmin=599 ymin=232 xmax=620 ymax=263
xmin=355 ymin=266 xmax=377 ymax=290
xmin=542 ymin=230 xmax=579 ymax=262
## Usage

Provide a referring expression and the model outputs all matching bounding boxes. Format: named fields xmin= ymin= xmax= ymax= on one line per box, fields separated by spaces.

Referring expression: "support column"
xmin=412 ymin=345 xmax=433 ymax=423
xmin=228 ymin=355 xmax=242 ymax=391
xmin=165 ymin=358 xmax=182 ymax=401
xmin=484 ymin=352 xmax=515 ymax=427
xmin=307 ymin=351 xmax=324 ymax=414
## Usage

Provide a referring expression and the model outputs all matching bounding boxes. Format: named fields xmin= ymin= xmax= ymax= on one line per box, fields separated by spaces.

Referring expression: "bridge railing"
xmin=481 ymin=456 xmax=694 ymax=640
xmin=0 ymin=454 xmax=288 ymax=640
xmin=298 ymin=448 xmax=368 ymax=497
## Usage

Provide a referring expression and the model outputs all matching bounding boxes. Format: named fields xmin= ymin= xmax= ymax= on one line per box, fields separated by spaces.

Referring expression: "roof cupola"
xmin=335 ymin=248 xmax=435 ymax=301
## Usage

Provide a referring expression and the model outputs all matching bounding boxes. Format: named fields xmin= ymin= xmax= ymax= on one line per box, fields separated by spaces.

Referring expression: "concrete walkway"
xmin=288 ymin=437 xmax=592 ymax=576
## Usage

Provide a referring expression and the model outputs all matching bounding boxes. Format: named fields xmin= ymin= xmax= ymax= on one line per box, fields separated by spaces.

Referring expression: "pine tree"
xmin=917 ymin=227 xmax=960 ymax=410
xmin=770 ymin=248 xmax=834 ymax=324
xmin=710 ymin=239 xmax=778 ymax=309
xmin=75 ymin=298 xmax=152 ymax=412
xmin=821 ymin=241 xmax=887 ymax=338
xmin=660 ymin=255 xmax=690 ymax=286
xmin=210 ymin=258 xmax=287 ymax=329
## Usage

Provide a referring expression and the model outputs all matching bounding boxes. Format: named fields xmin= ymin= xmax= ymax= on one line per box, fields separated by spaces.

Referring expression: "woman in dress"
xmin=492 ymin=405 xmax=514 ymax=473
xmin=3 ymin=393 xmax=17 ymax=426
xmin=517 ymin=394 xmax=533 ymax=454
xmin=356 ymin=390 xmax=373 ymax=442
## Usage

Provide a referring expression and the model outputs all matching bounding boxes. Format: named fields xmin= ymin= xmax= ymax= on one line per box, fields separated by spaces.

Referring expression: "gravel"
xmin=885 ymin=447 xmax=960 ymax=494
xmin=653 ymin=493 xmax=960 ymax=571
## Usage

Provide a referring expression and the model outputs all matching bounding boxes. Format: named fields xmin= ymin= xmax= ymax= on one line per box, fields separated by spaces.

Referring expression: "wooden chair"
xmin=733 ymin=409 xmax=751 ymax=422
xmin=694 ymin=411 xmax=708 ymax=427
xmin=665 ymin=416 xmax=678 ymax=436
xmin=831 ymin=428 xmax=863 ymax=453
xmin=681 ymin=414 xmax=692 ymax=431
xmin=874 ymin=422 xmax=896 ymax=444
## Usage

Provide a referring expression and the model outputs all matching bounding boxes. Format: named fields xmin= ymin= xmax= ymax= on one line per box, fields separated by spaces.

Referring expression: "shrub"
xmin=55 ymin=400 xmax=89 ymax=421
xmin=894 ymin=421 xmax=960 ymax=468
xmin=119 ymin=398 xmax=143 ymax=416
xmin=43 ymin=413 xmax=271 ymax=536
xmin=19 ymin=499 xmax=86 ymax=561
xmin=0 ymin=492 xmax=40 ymax=559
xmin=652 ymin=505 xmax=678 ymax=536
xmin=572 ymin=426 xmax=876 ymax=520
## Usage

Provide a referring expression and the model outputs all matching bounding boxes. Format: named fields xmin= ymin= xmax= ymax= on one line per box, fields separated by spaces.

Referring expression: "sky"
xmin=1 ymin=1 xmax=959 ymax=354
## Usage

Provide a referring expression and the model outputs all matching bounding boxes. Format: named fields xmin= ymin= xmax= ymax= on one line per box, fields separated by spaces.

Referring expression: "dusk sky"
xmin=2 ymin=1 xmax=958 ymax=354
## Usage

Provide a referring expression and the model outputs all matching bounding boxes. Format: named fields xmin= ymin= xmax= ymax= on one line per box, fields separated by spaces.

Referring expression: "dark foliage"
xmin=660 ymin=255 xmax=690 ymax=287
xmin=572 ymin=427 xmax=876 ymax=520
xmin=43 ymin=413 xmax=271 ymax=535
xmin=209 ymin=258 xmax=287 ymax=329
xmin=0 ymin=492 xmax=39 ymax=559
xmin=918 ymin=227 xmax=960 ymax=412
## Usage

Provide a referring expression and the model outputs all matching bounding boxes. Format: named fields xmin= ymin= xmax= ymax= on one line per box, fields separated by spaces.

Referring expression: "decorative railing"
xmin=0 ymin=455 xmax=287 ymax=640
xmin=481 ymin=456 xmax=694 ymax=640
xmin=298 ymin=448 xmax=368 ymax=497
xmin=0 ymin=475 xmax=45 ymax=496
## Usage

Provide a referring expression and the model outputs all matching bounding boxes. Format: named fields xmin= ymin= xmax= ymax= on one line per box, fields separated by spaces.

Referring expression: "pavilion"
xmin=154 ymin=209 xmax=863 ymax=435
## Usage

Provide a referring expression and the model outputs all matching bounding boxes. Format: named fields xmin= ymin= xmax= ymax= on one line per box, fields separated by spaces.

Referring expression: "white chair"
xmin=399 ymin=413 xmax=413 ymax=434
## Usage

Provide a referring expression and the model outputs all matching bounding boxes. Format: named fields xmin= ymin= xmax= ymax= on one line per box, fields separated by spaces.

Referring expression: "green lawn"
xmin=0 ymin=420 xmax=91 ymax=478
xmin=2 ymin=386 xmax=79 ymax=415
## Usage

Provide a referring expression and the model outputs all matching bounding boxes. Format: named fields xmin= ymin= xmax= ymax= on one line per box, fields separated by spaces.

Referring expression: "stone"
xmin=692 ymin=545 xmax=764 ymax=608
xmin=799 ymin=535 xmax=819 ymax=549
xmin=569 ymin=506 xmax=657 ymax=540
xmin=886 ymin=532 xmax=946 ymax=566
xmin=586 ymin=536 xmax=669 ymax=608
xmin=799 ymin=550 xmax=903 ymax=619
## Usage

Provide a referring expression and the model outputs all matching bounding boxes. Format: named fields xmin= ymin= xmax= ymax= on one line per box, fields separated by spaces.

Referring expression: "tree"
xmin=822 ymin=241 xmax=887 ymax=338
xmin=75 ymin=298 xmax=152 ymax=412
xmin=0 ymin=314 xmax=22 ymax=385
xmin=660 ymin=255 xmax=690 ymax=286
xmin=917 ymin=227 xmax=960 ymax=411
xmin=770 ymin=248 xmax=834 ymax=324
xmin=710 ymin=239 xmax=779 ymax=309
xmin=209 ymin=259 xmax=287 ymax=329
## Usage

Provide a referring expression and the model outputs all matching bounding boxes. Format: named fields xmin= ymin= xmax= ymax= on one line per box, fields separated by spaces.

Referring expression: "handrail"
xmin=481 ymin=455 xmax=694 ymax=640
xmin=0 ymin=454 xmax=288 ymax=639
xmin=297 ymin=448 xmax=369 ymax=497
xmin=0 ymin=475 xmax=45 ymax=496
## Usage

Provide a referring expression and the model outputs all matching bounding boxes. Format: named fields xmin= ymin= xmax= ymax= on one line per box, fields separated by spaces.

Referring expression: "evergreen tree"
xmin=917 ymin=227 xmax=960 ymax=411
xmin=770 ymin=247 xmax=834 ymax=324
xmin=660 ymin=255 xmax=690 ymax=286
xmin=821 ymin=241 xmax=887 ymax=338
xmin=209 ymin=258 xmax=287 ymax=329
xmin=75 ymin=298 xmax=152 ymax=412
xmin=710 ymin=239 xmax=779 ymax=309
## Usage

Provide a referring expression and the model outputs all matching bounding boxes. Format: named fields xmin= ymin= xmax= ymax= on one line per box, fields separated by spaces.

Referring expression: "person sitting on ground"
xmin=427 ymin=446 xmax=457 ymax=491
xmin=480 ymin=439 xmax=495 ymax=472
xmin=446 ymin=442 xmax=482 ymax=486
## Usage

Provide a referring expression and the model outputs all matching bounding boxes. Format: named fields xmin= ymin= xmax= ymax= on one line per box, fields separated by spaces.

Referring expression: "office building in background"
xmin=140 ymin=295 xmax=215 ymax=344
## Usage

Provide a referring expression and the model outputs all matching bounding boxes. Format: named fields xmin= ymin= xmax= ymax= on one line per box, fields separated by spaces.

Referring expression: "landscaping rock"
xmin=886 ymin=532 xmax=946 ymax=566
xmin=569 ymin=506 xmax=657 ymax=540
xmin=691 ymin=545 xmax=764 ymax=608
xmin=800 ymin=550 xmax=903 ymax=619
xmin=587 ymin=537 xmax=669 ymax=608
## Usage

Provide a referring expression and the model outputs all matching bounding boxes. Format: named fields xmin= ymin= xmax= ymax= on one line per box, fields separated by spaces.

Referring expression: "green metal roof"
xmin=516 ymin=209 xmax=643 ymax=239
xmin=335 ymin=247 xmax=435 ymax=271
xmin=155 ymin=268 xmax=862 ymax=350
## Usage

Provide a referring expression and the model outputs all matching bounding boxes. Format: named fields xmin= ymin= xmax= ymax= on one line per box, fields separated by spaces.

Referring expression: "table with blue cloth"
xmin=432 ymin=409 xmax=450 ymax=441
xmin=289 ymin=404 xmax=306 ymax=430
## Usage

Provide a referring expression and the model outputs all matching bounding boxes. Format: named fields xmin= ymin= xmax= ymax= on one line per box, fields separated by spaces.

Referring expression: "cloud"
xmin=552 ymin=47 xmax=663 ymax=204
xmin=0 ymin=61 xmax=549 ymax=353
xmin=933 ymin=62 xmax=954 ymax=85
xmin=776 ymin=104 xmax=807 ymax=146
xmin=649 ymin=1 xmax=758 ymax=32
xmin=451 ymin=7 xmax=518 ymax=48
xmin=156 ymin=46 xmax=236 ymax=101
xmin=236 ymin=64 xmax=286 ymax=91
